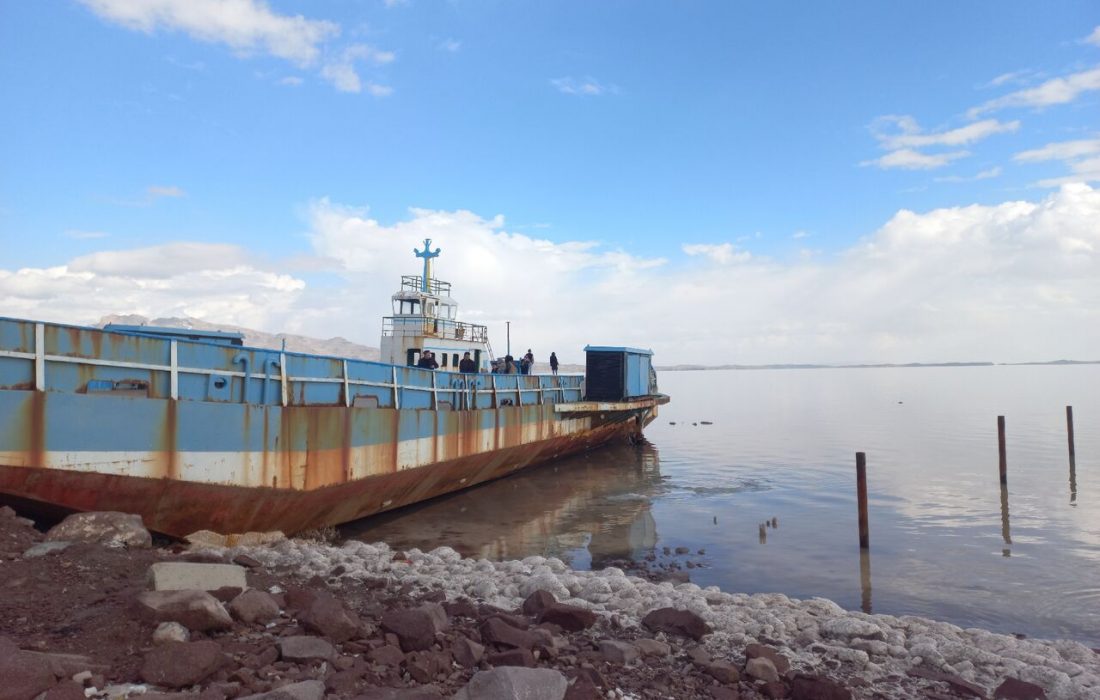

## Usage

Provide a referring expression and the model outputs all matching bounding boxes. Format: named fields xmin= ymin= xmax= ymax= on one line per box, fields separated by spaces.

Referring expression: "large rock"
xmin=746 ymin=644 xmax=791 ymax=675
xmin=278 ymin=636 xmax=335 ymax=663
xmin=536 ymin=603 xmax=598 ymax=632
xmin=136 ymin=590 xmax=233 ymax=631
xmin=452 ymin=637 xmax=485 ymax=668
xmin=521 ymin=590 xmax=557 ymax=617
xmin=598 ymin=640 xmax=639 ymax=665
xmin=480 ymin=617 xmax=536 ymax=649
xmin=300 ymin=591 xmax=360 ymax=642
xmin=746 ymin=657 xmax=779 ymax=683
xmin=454 ymin=667 xmax=568 ymax=700
xmin=22 ymin=541 xmax=73 ymax=559
xmin=148 ymin=562 xmax=247 ymax=591
xmin=152 ymin=622 xmax=189 ymax=645
xmin=381 ymin=608 xmax=438 ymax=652
xmin=0 ymin=638 xmax=55 ymax=700
xmin=45 ymin=511 xmax=151 ymax=548
xmin=353 ymin=688 xmax=443 ymax=699
xmin=230 ymin=589 xmax=281 ymax=624
xmin=237 ymin=680 xmax=324 ymax=700
xmin=641 ymin=607 xmax=711 ymax=640
xmin=140 ymin=640 xmax=224 ymax=688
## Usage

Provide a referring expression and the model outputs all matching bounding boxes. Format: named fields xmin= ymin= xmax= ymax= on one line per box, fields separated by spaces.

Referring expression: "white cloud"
xmin=0 ymin=242 xmax=305 ymax=329
xmin=320 ymin=44 xmax=394 ymax=94
xmin=6 ymin=186 xmax=1099 ymax=364
xmin=280 ymin=76 xmax=303 ymax=86
xmin=862 ymin=149 xmax=970 ymax=170
xmin=968 ymin=66 xmax=1100 ymax=117
xmin=80 ymin=0 xmax=395 ymax=95
xmin=551 ymin=76 xmax=613 ymax=96
xmin=986 ymin=69 xmax=1041 ymax=88
xmin=147 ymin=184 xmax=186 ymax=199
xmin=1086 ymin=26 xmax=1100 ymax=47
xmin=437 ymin=39 xmax=461 ymax=53
xmin=1014 ymin=138 xmax=1100 ymax=187
xmin=79 ymin=0 xmax=338 ymax=66
xmin=935 ymin=167 xmax=1002 ymax=183
xmin=681 ymin=243 xmax=750 ymax=264
xmin=1014 ymin=138 xmax=1100 ymax=162
xmin=872 ymin=116 xmax=1019 ymax=150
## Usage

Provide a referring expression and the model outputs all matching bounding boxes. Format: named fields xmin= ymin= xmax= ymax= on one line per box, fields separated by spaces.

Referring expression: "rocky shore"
xmin=1 ymin=506 xmax=1097 ymax=700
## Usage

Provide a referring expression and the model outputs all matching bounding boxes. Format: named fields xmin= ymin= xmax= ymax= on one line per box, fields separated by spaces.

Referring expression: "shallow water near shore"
xmin=343 ymin=364 xmax=1100 ymax=645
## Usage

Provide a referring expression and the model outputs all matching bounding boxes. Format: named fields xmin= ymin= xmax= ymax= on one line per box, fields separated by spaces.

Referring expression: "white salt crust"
xmin=233 ymin=540 xmax=1100 ymax=700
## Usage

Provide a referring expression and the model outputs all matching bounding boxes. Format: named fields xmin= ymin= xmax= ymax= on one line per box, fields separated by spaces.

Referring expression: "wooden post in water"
xmin=856 ymin=452 xmax=869 ymax=549
xmin=1067 ymin=406 xmax=1076 ymax=469
xmin=997 ymin=416 xmax=1007 ymax=485
xmin=1068 ymin=406 xmax=1077 ymax=505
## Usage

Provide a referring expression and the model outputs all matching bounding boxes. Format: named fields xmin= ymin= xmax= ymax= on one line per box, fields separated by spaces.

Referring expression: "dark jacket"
xmin=459 ymin=358 xmax=476 ymax=373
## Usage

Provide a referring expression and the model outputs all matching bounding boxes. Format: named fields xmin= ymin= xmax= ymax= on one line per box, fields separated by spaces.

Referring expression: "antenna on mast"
xmin=413 ymin=239 xmax=441 ymax=293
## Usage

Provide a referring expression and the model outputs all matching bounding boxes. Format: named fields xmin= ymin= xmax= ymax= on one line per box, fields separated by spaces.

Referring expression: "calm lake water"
xmin=343 ymin=365 xmax=1100 ymax=645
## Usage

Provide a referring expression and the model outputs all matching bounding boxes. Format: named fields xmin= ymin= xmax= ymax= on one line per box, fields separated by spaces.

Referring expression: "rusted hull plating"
xmin=0 ymin=395 xmax=658 ymax=536
xmin=0 ymin=316 xmax=665 ymax=537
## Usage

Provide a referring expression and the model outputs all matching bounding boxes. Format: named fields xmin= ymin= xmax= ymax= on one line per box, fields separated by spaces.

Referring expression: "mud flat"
xmin=1 ymin=505 xmax=1097 ymax=700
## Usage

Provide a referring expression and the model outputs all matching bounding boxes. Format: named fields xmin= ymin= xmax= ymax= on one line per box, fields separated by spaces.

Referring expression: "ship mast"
xmin=414 ymin=238 xmax=441 ymax=294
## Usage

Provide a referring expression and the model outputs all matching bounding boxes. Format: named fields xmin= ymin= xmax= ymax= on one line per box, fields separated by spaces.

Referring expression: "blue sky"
xmin=1 ymin=2 xmax=1098 ymax=364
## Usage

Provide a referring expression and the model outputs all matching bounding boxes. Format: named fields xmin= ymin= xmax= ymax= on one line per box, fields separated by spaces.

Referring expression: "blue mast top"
xmin=414 ymin=238 xmax=441 ymax=293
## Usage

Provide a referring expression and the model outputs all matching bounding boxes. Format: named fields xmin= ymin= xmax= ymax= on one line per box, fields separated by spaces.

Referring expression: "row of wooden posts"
xmin=854 ymin=405 xmax=1079 ymax=549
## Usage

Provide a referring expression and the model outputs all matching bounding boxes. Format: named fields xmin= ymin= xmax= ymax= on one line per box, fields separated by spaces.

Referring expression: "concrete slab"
xmin=149 ymin=562 xmax=247 ymax=592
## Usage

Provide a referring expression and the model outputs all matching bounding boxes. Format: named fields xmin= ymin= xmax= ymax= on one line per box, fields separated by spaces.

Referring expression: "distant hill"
xmin=96 ymin=314 xmax=381 ymax=361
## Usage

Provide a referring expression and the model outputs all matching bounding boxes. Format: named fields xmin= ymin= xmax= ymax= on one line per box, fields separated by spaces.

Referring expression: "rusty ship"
xmin=0 ymin=240 xmax=669 ymax=537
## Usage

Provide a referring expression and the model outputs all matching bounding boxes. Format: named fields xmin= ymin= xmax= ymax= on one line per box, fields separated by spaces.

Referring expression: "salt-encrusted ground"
xmin=238 ymin=538 xmax=1100 ymax=700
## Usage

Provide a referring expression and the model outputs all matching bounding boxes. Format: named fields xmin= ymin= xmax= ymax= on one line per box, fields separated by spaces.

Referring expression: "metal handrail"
xmin=381 ymin=316 xmax=488 ymax=342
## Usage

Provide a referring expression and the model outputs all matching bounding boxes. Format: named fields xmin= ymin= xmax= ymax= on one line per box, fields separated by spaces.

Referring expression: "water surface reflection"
xmin=343 ymin=442 xmax=664 ymax=568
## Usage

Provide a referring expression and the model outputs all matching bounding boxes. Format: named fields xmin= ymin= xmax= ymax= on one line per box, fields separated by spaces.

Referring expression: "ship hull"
xmin=0 ymin=317 xmax=665 ymax=537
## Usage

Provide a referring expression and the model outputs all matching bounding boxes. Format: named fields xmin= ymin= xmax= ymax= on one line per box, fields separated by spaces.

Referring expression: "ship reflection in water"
xmin=342 ymin=441 xmax=664 ymax=568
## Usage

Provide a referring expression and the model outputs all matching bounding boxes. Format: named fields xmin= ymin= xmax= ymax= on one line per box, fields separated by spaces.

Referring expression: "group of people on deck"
xmin=417 ymin=349 xmax=559 ymax=374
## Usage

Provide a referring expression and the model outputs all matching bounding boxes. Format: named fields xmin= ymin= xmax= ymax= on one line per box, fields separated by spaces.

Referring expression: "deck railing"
xmin=0 ymin=317 xmax=581 ymax=410
xmin=381 ymin=316 xmax=489 ymax=343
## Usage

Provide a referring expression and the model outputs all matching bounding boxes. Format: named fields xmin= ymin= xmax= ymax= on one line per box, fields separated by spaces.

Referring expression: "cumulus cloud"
xmin=5 ymin=187 xmax=1099 ymax=364
xmin=862 ymin=149 xmax=970 ymax=170
xmin=79 ymin=0 xmax=338 ymax=65
xmin=0 ymin=242 xmax=305 ymax=329
xmin=968 ymin=66 xmax=1100 ymax=117
xmin=79 ymin=0 xmax=394 ymax=94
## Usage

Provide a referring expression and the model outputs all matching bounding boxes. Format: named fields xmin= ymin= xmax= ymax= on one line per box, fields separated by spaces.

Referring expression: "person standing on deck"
xmin=549 ymin=352 xmax=559 ymax=375
xmin=522 ymin=349 xmax=534 ymax=375
xmin=459 ymin=351 xmax=477 ymax=373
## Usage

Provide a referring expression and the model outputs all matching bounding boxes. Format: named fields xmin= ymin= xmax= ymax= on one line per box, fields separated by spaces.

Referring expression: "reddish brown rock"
xmin=790 ymin=674 xmax=852 ymax=700
xmin=641 ymin=607 xmax=710 ymax=640
xmin=537 ymin=603 xmax=598 ymax=632
xmin=761 ymin=681 xmax=790 ymax=699
xmin=746 ymin=644 xmax=792 ymax=675
xmin=43 ymin=683 xmax=87 ymax=700
xmin=140 ymin=640 xmax=225 ymax=689
xmin=705 ymin=660 xmax=741 ymax=684
xmin=380 ymin=608 xmax=438 ymax=652
xmin=367 ymin=644 xmax=405 ymax=667
xmin=480 ymin=617 xmax=537 ymax=649
xmin=405 ymin=650 xmax=438 ymax=683
xmin=710 ymin=688 xmax=740 ymax=700
xmin=452 ymin=637 xmax=485 ymax=668
xmin=993 ymin=678 xmax=1047 ymax=700
xmin=521 ymin=590 xmax=557 ymax=617
xmin=0 ymin=638 xmax=55 ymax=700
xmin=443 ymin=598 xmax=478 ymax=619
xmin=300 ymin=591 xmax=360 ymax=642
xmin=486 ymin=648 xmax=536 ymax=667
xmin=136 ymin=590 xmax=233 ymax=631
xmin=230 ymin=589 xmax=281 ymax=624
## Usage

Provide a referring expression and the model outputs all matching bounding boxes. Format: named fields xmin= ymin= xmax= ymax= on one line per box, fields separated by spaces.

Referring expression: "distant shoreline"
xmin=656 ymin=359 xmax=1100 ymax=371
